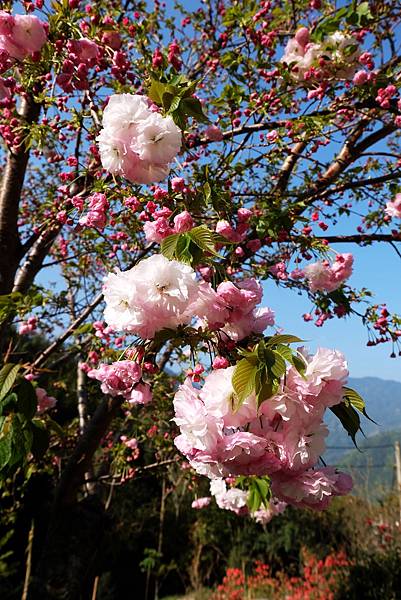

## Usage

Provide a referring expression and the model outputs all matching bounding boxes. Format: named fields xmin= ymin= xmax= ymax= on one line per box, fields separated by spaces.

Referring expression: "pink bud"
xmin=174 ymin=210 xmax=193 ymax=233
xmin=212 ymin=356 xmax=230 ymax=369
xmin=353 ymin=70 xmax=368 ymax=86
xmin=171 ymin=177 xmax=185 ymax=192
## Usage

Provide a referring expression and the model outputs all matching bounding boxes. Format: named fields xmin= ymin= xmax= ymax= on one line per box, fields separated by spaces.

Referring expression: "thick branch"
xmin=293 ymin=233 xmax=401 ymax=244
xmin=300 ymin=122 xmax=397 ymax=201
xmin=13 ymin=226 xmax=61 ymax=294
xmin=0 ymin=94 xmax=41 ymax=294
xmin=55 ymin=395 xmax=123 ymax=506
xmin=274 ymin=139 xmax=308 ymax=194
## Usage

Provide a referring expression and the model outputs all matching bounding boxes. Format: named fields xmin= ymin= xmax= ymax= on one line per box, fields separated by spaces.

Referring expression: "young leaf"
xmin=232 ymin=358 xmax=257 ymax=407
xmin=160 ymin=233 xmax=180 ymax=260
xmin=0 ymin=364 xmax=20 ymax=401
xmin=16 ymin=379 xmax=37 ymax=420
xmin=188 ymin=226 xmax=219 ymax=255
xmin=330 ymin=402 xmax=361 ymax=445
xmin=291 ymin=354 xmax=307 ymax=376
xmin=342 ymin=386 xmax=377 ymax=423
xmin=270 ymin=352 xmax=286 ymax=379
xmin=180 ymin=97 xmax=209 ymax=123
xmin=265 ymin=334 xmax=303 ymax=346
xmin=147 ymin=78 xmax=166 ymax=105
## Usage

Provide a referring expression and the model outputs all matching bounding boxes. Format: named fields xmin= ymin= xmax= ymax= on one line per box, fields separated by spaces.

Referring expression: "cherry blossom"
xmin=97 ymin=93 xmax=181 ymax=184
xmin=385 ymin=193 xmax=401 ymax=218
xmin=103 ymin=255 xmax=200 ymax=338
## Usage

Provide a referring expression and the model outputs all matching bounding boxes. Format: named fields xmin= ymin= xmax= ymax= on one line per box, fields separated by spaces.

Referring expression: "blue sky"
xmin=31 ymin=0 xmax=401 ymax=382
xmin=265 ymin=238 xmax=401 ymax=382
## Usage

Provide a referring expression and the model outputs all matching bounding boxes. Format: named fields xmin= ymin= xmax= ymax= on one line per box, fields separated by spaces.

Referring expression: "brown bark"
xmin=0 ymin=94 xmax=41 ymax=295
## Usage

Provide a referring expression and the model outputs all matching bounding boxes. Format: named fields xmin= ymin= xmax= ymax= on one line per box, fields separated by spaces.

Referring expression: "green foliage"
xmin=147 ymin=74 xmax=209 ymax=128
xmin=160 ymin=225 xmax=223 ymax=265
xmin=313 ymin=2 xmax=373 ymax=41
xmin=0 ymin=366 xmax=49 ymax=478
xmin=232 ymin=336 xmax=306 ymax=410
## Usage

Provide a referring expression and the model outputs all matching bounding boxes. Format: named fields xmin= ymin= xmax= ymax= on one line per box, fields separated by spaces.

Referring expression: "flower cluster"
xmin=303 ymin=253 xmax=353 ymax=293
xmin=87 ymin=359 xmax=151 ymax=404
xmin=281 ymin=28 xmax=360 ymax=83
xmin=96 ymin=94 xmax=182 ymax=184
xmin=143 ymin=209 xmax=194 ymax=243
xmin=210 ymin=478 xmax=286 ymax=523
xmin=79 ymin=192 xmax=109 ymax=230
xmin=385 ymin=193 xmax=401 ymax=219
xmin=173 ymin=348 xmax=352 ymax=510
xmin=18 ymin=316 xmax=37 ymax=335
xmin=0 ymin=11 xmax=47 ymax=61
xmin=192 ymin=279 xmax=275 ymax=341
xmin=103 ymin=254 xmax=200 ymax=338
xmin=103 ymin=255 xmax=274 ymax=341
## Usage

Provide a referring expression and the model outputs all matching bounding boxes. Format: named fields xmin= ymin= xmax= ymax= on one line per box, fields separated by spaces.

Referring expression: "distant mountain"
xmin=324 ymin=376 xmax=401 ymax=463
xmin=336 ymin=428 xmax=400 ymax=495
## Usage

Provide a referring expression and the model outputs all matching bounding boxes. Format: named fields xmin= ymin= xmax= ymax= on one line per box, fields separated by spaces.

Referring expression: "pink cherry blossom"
xmin=271 ymin=468 xmax=353 ymax=510
xmin=36 ymin=387 xmax=57 ymax=413
xmin=97 ymin=94 xmax=181 ymax=185
xmin=385 ymin=193 xmax=401 ymax=218
xmin=103 ymin=255 xmax=200 ymax=338
xmin=87 ymin=360 xmax=142 ymax=401
xmin=191 ymin=497 xmax=211 ymax=509
xmin=204 ymin=124 xmax=223 ymax=141
xmin=128 ymin=382 xmax=152 ymax=405
xmin=252 ymin=499 xmax=287 ymax=524
xmin=210 ymin=479 xmax=248 ymax=514
xmin=303 ymin=253 xmax=353 ymax=292
xmin=143 ymin=217 xmax=174 ymax=242
xmin=0 ymin=13 xmax=47 ymax=60
xmin=173 ymin=210 xmax=193 ymax=233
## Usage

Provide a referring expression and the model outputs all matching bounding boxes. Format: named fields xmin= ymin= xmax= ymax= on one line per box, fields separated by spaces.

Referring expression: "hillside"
xmin=336 ymin=428 xmax=401 ymax=494
xmin=324 ymin=376 xmax=401 ymax=463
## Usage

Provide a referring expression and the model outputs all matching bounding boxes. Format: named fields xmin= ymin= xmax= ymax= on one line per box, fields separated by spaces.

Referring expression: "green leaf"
xmin=148 ymin=78 xmax=166 ymax=105
xmin=168 ymin=95 xmax=181 ymax=113
xmin=330 ymin=401 xmax=361 ymax=445
xmin=0 ymin=364 xmax=20 ymax=401
xmin=8 ymin=414 xmax=28 ymax=469
xmin=180 ymin=97 xmax=209 ymax=123
xmin=203 ymin=182 xmax=211 ymax=203
xmin=247 ymin=477 xmax=271 ymax=512
xmin=342 ymin=386 xmax=376 ymax=423
xmin=160 ymin=233 xmax=180 ymax=260
xmin=270 ymin=352 xmax=286 ymax=379
xmin=232 ymin=358 xmax=257 ymax=408
xmin=175 ymin=235 xmax=193 ymax=264
xmin=265 ymin=334 xmax=303 ymax=346
xmin=16 ymin=379 xmax=37 ymax=420
xmin=46 ymin=417 xmax=65 ymax=438
xmin=0 ymin=393 xmax=18 ymax=415
xmin=255 ymin=369 xmax=274 ymax=407
xmin=0 ymin=416 xmax=12 ymax=470
xmin=274 ymin=344 xmax=293 ymax=362
xmin=188 ymin=226 xmax=218 ymax=254
xmin=291 ymin=354 xmax=307 ymax=376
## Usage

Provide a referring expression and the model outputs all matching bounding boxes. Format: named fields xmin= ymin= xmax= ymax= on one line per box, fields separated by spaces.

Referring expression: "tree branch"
xmin=0 ymin=94 xmax=41 ymax=294
xmin=13 ymin=226 xmax=61 ymax=294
